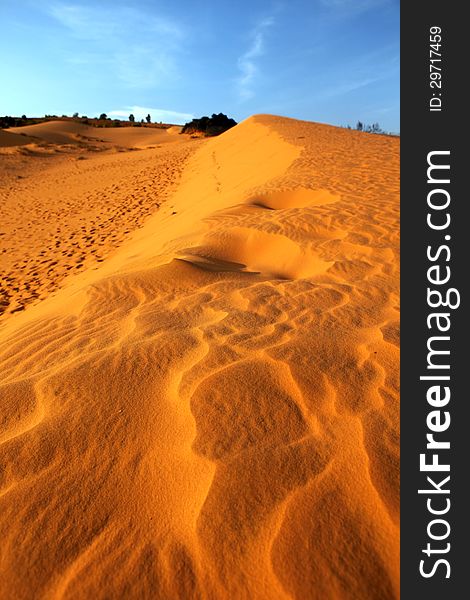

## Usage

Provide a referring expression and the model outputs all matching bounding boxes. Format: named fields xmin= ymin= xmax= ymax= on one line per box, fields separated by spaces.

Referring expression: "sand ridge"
xmin=0 ymin=115 xmax=399 ymax=599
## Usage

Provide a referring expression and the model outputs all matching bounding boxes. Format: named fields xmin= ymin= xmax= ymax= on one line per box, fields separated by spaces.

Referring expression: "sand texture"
xmin=0 ymin=115 xmax=399 ymax=599
xmin=0 ymin=123 xmax=195 ymax=317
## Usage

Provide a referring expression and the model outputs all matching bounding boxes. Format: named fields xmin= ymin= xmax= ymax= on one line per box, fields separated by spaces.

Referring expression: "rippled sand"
xmin=0 ymin=115 xmax=399 ymax=599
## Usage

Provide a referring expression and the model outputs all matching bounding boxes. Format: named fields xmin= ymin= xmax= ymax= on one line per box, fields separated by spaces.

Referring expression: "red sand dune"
xmin=0 ymin=115 xmax=399 ymax=599
xmin=8 ymin=120 xmax=181 ymax=148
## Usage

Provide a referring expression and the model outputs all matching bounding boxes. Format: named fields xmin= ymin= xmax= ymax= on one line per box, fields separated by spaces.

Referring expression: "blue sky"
xmin=1 ymin=0 xmax=399 ymax=131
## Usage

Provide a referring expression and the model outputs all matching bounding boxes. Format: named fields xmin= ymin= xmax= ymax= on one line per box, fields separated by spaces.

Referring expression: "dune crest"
xmin=0 ymin=115 xmax=399 ymax=599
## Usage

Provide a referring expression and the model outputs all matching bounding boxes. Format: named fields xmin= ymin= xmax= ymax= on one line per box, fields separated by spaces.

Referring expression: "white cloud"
xmin=47 ymin=3 xmax=184 ymax=88
xmin=237 ymin=16 xmax=275 ymax=100
xmin=108 ymin=106 xmax=194 ymax=125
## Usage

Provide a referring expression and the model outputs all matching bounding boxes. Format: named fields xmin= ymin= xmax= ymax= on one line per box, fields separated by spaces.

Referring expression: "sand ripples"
xmin=0 ymin=116 xmax=399 ymax=599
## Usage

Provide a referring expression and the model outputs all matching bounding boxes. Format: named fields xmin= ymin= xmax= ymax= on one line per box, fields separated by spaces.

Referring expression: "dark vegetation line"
xmin=0 ymin=114 xmax=172 ymax=130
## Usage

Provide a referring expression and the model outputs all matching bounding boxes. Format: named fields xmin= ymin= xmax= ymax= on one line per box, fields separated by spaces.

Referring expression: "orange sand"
xmin=0 ymin=116 xmax=399 ymax=599
xmin=0 ymin=122 xmax=196 ymax=317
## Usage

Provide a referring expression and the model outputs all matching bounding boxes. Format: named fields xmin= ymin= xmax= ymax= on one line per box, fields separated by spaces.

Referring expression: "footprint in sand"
xmin=247 ymin=188 xmax=339 ymax=210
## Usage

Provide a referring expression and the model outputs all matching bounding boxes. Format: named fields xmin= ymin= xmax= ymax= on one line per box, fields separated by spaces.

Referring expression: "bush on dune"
xmin=182 ymin=113 xmax=237 ymax=136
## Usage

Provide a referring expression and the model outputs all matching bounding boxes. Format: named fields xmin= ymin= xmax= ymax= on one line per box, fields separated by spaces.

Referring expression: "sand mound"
xmin=0 ymin=130 xmax=38 ymax=147
xmin=86 ymin=126 xmax=183 ymax=148
xmin=248 ymin=187 xmax=339 ymax=209
xmin=8 ymin=120 xmax=90 ymax=145
xmin=179 ymin=227 xmax=333 ymax=278
xmin=0 ymin=115 xmax=399 ymax=599
xmin=8 ymin=121 xmax=183 ymax=149
xmin=167 ymin=125 xmax=183 ymax=135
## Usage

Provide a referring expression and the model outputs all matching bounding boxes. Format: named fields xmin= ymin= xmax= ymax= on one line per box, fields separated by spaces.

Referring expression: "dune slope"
xmin=0 ymin=115 xmax=399 ymax=600
xmin=0 ymin=130 xmax=38 ymax=147
xmin=7 ymin=120 xmax=181 ymax=148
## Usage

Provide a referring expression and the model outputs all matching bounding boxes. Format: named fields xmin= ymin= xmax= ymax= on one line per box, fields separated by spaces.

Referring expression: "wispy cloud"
xmin=108 ymin=106 xmax=194 ymax=125
xmin=47 ymin=3 xmax=185 ymax=88
xmin=319 ymin=0 xmax=392 ymax=16
xmin=48 ymin=3 xmax=183 ymax=41
xmin=321 ymin=76 xmax=383 ymax=99
xmin=237 ymin=16 xmax=275 ymax=100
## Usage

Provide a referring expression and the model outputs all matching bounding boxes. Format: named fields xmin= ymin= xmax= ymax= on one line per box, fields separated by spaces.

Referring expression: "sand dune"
xmin=6 ymin=120 xmax=181 ymax=149
xmin=0 ymin=115 xmax=399 ymax=599
xmin=0 ymin=126 xmax=199 ymax=317
xmin=0 ymin=130 xmax=38 ymax=147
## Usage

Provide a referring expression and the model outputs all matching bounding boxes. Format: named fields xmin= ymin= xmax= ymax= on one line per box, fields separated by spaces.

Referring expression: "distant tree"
xmin=146 ymin=113 xmax=151 ymax=123
xmin=21 ymin=114 xmax=27 ymax=120
xmin=129 ymin=114 xmax=135 ymax=123
xmin=141 ymin=118 xmax=145 ymax=123
xmin=99 ymin=113 xmax=108 ymax=120
xmin=356 ymin=121 xmax=363 ymax=131
xmin=73 ymin=112 xmax=79 ymax=118
xmin=81 ymin=115 xmax=88 ymax=119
